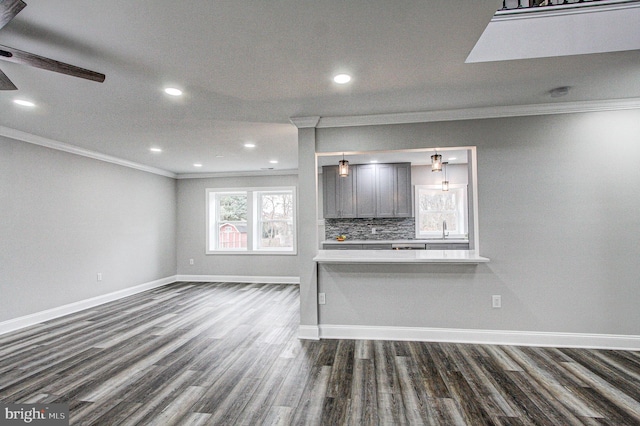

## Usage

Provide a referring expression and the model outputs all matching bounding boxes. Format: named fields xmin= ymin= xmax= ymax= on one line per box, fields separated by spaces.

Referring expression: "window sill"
xmin=206 ymin=250 xmax=297 ymax=256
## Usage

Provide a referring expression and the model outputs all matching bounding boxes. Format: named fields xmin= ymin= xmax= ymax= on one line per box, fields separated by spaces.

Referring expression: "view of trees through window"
xmin=208 ymin=188 xmax=296 ymax=253
xmin=419 ymin=192 xmax=460 ymax=233
xmin=416 ymin=185 xmax=467 ymax=238
xmin=259 ymin=192 xmax=294 ymax=248
xmin=218 ymin=194 xmax=247 ymax=222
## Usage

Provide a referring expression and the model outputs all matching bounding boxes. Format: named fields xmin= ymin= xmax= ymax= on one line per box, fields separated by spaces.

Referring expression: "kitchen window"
xmin=207 ymin=187 xmax=296 ymax=254
xmin=415 ymin=184 xmax=468 ymax=239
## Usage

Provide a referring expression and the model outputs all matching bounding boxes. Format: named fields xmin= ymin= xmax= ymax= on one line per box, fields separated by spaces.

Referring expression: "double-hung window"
xmin=207 ymin=187 xmax=296 ymax=254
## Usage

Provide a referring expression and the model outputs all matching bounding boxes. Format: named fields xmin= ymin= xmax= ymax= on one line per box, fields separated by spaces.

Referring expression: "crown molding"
xmin=176 ymin=168 xmax=299 ymax=180
xmin=316 ymin=97 xmax=640 ymax=129
xmin=0 ymin=126 xmax=177 ymax=179
xmin=290 ymin=116 xmax=320 ymax=128
xmin=6 ymin=96 xmax=639 ymax=174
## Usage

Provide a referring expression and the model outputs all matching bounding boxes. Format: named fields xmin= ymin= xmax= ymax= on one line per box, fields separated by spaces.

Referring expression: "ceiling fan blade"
xmin=0 ymin=67 xmax=17 ymax=90
xmin=0 ymin=44 xmax=105 ymax=83
xmin=0 ymin=0 xmax=26 ymax=31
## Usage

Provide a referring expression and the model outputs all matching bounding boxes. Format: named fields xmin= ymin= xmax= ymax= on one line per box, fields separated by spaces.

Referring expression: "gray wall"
xmin=312 ymin=109 xmax=640 ymax=335
xmin=0 ymin=136 xmax=177 ymax=322
xmin=176 ymin=174 xmax=299 ymax=278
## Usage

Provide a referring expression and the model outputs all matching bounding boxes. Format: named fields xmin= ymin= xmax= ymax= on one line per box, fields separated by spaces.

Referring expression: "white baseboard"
xmin=298 ymin=325 xmax=320 ymax=340
xmin=319 ymin=324 xmax=640 ymax=351
xmin=0 ymin=276 xmax=177 ymax=336
xmin=176 ymin=274 xmax=300 ymax=284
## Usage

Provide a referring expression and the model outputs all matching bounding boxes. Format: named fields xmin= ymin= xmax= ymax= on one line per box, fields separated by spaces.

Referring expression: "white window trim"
xmin=414 ymin=184 xmax=468 ymax=239
xmin=206 ymin=186 xmax=297 ymax=255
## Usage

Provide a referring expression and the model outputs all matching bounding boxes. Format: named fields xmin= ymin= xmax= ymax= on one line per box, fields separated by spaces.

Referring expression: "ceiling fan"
xmin=0 ymin=0 xmax=105 ymax=90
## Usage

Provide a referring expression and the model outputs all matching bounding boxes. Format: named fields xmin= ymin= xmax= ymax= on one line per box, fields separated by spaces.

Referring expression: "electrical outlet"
xmin=371 ymin=228 xmax=377 ymax=234
xmin=318 ymin=293 xmax=326 ymax=305
xmin=97 ymin=273 xmax=102 ymax=282
xmin=189 ymin=258 xmax=194 ymax=265
xmin=492 ymin=295 xmax=501 ymax=308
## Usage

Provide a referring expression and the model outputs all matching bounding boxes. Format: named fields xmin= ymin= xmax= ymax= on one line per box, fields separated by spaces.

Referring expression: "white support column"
xmin=290 ymin=116 xmax=321 ymax=339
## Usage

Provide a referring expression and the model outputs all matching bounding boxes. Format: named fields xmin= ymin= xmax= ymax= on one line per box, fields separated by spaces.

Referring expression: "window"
xmin=213 ymin=192 xmax=248 ymax=250
xmin=256 ymin=191 xmax=295 ymax=250
xmin=207 ymin=187 xmax=296 ymax=254
xmin=415 ymin=184 xmax=468 ymax=239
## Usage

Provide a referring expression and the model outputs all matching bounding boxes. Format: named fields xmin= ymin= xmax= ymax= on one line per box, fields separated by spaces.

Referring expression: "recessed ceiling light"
xmin=333 ymin=74 xmax=351 ymax=84
xmin=269 ymin=160 xmax=278 ymax=164
xmin=13 ymin=99 xmax=35 ymax=107
xmin=370 ymin=160 xmax=378 ymax=163
xmin=164 ymin=87 xmax=183 ymax=96
xmin=448 ymin=157 xmax=457 ymax=161
xmin=193 ymin=163 xmax=203 ymax=167
xmin=150 ymin=147 xmax=162 ymax=153
xmin=244 ymin=143 xmax=256 ymax=148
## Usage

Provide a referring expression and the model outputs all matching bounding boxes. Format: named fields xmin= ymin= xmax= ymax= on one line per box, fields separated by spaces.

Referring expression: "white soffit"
xmin=467 ymin=0 xmax=640 ymax=63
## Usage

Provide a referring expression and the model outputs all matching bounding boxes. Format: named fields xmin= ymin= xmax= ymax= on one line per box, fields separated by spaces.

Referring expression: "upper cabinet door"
xmin=394 ymin=163 xmax=413 ymax=217
xmin=339 ymin=166 xmax=358 ymax=218
xmin=322 ymin=165 xmax=340 ymax=218
xmin=322 ymin=165 xmax=357 ymax=218
xmin=356 ymin=164 xmax=376 ymax=218
xmin=376 ymin=163 xmax=412 ymax=217
xmin=375 ymin=164 xmax=395 ymax=217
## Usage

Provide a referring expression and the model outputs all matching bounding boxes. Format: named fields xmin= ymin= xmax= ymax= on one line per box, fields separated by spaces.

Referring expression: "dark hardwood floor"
xmin=1 ymin=282 xmax=639 ymax=425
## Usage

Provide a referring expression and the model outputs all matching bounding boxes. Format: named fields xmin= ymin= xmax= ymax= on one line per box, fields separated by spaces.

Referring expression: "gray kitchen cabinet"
xmin=323 ymin=162 xmax=412 ymax=219
xmin=375 ymin=163 xmax=395 ymax=217
xmin=322 ymin=165 xmax=357 ymax=218
xmin=364 ymin=244 xmax=393 ymax=250
xmin=355 ymin=164 xmax=376 ymax=217
xmin=394 ymin=163 xmax=412 ymax=217
xmin=322 ymin=243 xmax=392 ymax=250
xmin=425 ymin=243 xmax=470 ymax=250
xmin=322 ymin=243 xmax=364 ymax=250
xmin=365 ymin=162 xmax=412 ymax=218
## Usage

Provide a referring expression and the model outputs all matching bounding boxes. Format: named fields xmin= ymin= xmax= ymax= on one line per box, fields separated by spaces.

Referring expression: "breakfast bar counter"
xmin=313 ymin=249 xmax=489 ymax=264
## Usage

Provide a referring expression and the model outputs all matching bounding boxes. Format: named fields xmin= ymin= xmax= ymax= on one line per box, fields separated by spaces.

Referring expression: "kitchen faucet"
xmin=442 ymin=220 xmax=447 ymax=239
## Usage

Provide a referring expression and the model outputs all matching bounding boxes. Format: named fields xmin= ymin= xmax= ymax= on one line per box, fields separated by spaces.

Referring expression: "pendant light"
xmin=442 ymin=162 xmax=449 ymax=192
xmin=431 ymin=151 xmax=442 ymax=172
xmin=338 ymin=153 xmax=349 ymax=177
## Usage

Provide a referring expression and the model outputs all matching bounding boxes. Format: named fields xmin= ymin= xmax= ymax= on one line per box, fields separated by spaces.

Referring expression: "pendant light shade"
xmin=442 ymin=161 xmax=449 ymax=191
xmin=431 ymin=152 xmax=442 ymax=172
xmin=338 ymin=154 xmax=349 ymax=177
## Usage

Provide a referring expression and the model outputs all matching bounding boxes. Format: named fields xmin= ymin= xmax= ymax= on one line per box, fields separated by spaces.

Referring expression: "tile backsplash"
xmin=325 ymin=218 xmax=415 ymax=241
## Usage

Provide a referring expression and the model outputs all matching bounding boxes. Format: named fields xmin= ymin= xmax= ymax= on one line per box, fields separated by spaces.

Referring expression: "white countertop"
xmin=313 ymin=249 xmax=489 ymax=264
xmin=321 ymin=239 xmax=469 ymax=245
